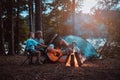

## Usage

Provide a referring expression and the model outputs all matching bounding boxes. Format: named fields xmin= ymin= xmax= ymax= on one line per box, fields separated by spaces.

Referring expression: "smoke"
xmin=66 ymin=13 xmax=108 ymax=38
xmin=65 ymin=13 xmax=108 ymax=48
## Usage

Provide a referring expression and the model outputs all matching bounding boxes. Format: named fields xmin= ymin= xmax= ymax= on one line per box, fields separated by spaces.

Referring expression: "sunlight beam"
xmin=81 ymin=0 xmax=97 ymax=14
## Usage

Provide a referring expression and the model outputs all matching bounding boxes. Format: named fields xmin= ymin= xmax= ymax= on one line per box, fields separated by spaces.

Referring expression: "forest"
xmin=0 ymin=0 xmax=120 ymax=80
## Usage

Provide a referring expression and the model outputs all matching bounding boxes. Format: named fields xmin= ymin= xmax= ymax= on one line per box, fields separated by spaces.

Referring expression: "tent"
xmin=62 ymin=35 xmax=100 ymax=59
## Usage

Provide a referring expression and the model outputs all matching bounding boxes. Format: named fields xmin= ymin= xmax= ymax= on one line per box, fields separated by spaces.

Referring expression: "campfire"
xmin=65 ymin=43 xmax=81 ymax=68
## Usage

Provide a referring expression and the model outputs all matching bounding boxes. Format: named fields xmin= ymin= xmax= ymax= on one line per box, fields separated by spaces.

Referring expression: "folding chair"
xmin=20 ymin=50 xmax=34 ymax=66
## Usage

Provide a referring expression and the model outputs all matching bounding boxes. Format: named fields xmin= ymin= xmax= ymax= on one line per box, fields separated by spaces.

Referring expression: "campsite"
xmin=0 ymin=35 xmax=120 ymax=80
xmin=0 ymin=0 xmax=120 ymax=80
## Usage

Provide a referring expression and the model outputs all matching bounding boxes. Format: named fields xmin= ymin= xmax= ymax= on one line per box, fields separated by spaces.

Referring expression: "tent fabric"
xmin=62 ymin=35 xmax=99 ymax=59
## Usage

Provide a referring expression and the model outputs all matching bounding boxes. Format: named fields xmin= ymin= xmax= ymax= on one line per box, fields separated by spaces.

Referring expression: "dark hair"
xmin=35 ymin=31 xmax=42 ymax=38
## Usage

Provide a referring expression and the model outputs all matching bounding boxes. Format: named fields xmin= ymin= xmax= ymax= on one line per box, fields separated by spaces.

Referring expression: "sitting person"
xmin=46 ymin=34 xmax=70 ymax=62
xmin=44 ymin=34 xmax=69 ymax=62
xmin=47 ymin=44 xmax=63 ymax=62
xmin=44 ymin=34 xmax=82 ymax=65
xmin=53 ymin=37 xmax=83 ymax=66
xmin=25 ymin=32 xmax=44 ymax=65
xmin=34 ymin=31 xmax=47 ymax=62
xmin=34 ymin=31 xmax=46 ymax=52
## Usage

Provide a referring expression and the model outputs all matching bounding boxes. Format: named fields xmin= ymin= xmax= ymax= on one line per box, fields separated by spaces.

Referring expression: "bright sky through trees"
xmin=81 ymin=0 xmax=97 ymax=13
xmin=20 ymin=0 xmax=98 ymax=17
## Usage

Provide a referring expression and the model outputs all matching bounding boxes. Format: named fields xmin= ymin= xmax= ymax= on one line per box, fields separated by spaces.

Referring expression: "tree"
xmin=14 ymin=0 xmax=20 ymax=54
xmin=29 ymin=0 xmax=34 ymax=32
xmin=42 ymin=0 xmax=74 ymax=38
xmin=6 ymin=0 xmax=14 ymax=55
xmin=72 ymin=0 xmax=75 ymax=34
xmin=96 ymin=0 xmax=119 ymax=10
xmin=94 ymin=0 xmax=120 ymax=42
xmin=0 ymin=0 xmax=5 ymax=55
xmin=35 ymin=0 xmax=42 ymax=31
xmin=93 ymin=0 xmax=120 ymax=56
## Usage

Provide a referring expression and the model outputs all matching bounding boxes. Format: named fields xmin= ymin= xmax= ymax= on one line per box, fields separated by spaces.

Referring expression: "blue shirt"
xmin=34 ymin=38 xmax=45 ymax=51
xmin=25 ymin=38 xmax=38 ymax=51
xmin=34 ymin=38 xmax=44 ymax=44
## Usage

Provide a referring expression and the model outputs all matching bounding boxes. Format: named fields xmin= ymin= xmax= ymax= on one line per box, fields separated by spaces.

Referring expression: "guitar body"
xmin=47 ymin=49 xmax=63 ymax=62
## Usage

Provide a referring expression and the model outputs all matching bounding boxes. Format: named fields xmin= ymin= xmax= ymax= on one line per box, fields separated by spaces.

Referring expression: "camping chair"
xmin=21 ymin=47 xmax=48 ymax=66
xmin=20 ymin=49 xmax=35 ymax=66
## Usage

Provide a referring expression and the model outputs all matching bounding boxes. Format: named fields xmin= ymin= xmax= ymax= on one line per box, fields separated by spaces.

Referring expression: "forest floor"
xmin=0 ymin=53 xmax=120 ymax=80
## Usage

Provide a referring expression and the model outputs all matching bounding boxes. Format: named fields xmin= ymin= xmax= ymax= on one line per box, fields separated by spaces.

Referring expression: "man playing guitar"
xmin=46 ymin=34 xmax=69 ymax=62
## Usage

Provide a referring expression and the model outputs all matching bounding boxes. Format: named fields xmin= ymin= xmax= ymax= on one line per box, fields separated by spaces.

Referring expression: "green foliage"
xmin=96 ymin=0 xmax=119 ymax=10
xmin=43 ymin=0 xmax=74 ymax=39
xmin=93 ymin=0 xmax=120 ymax=42
xmin=19 ymin=19 xmax=29 ymax=43
xmin=94 ymin=10 xmax=120 ymax=42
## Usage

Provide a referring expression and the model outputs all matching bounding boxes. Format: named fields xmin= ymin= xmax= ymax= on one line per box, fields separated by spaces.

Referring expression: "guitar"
xmin=47 ymin=48 xmax=63 ymax=62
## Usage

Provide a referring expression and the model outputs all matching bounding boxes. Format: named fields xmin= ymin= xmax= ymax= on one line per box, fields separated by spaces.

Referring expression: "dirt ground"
xmin=0 ymin=54 xmax=120 ymax=80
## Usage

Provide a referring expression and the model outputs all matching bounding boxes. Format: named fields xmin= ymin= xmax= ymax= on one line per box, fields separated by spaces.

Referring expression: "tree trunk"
xmin=14 ymin=0 xmax=20 ymax=54
xmin=0 ymin=1 xmax=5 ymax=55
xmin=35 ymin=0 xmax=42 ymax=31
xmin=29 ymin=0 xmax=34 ymax=32
xmin=7 ymin=0 xmax=14 ymax=55
xmin=72 ymin=0 xmax=75 ymax=34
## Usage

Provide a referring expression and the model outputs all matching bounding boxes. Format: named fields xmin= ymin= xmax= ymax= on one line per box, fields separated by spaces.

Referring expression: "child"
xmin=25 ymin=32 xmax=43 ymax=65
xmin=34 ymin=31 xmax=46 ymax=52
xmin=34 ymin=31 xmax=47 ymax=62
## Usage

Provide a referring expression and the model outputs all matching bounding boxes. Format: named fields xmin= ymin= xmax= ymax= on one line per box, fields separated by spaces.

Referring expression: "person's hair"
xmin=28 ymin=32 xmax=34 ymax=38
xmin=35 ymin=31 xmax=42 ymax=37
